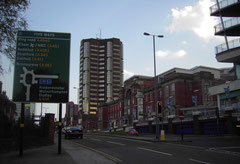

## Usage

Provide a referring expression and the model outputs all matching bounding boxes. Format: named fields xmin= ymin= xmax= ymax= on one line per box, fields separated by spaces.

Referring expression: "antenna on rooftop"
xmin=99 ymin=28 xmax=102 ymax=39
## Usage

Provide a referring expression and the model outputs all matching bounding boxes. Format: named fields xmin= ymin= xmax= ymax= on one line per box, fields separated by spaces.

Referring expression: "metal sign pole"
xmin=19 ymin=103 xmax=25 ymax=156
xmin=58 ymin=103 xmax=62 ymax=154
xmin=181 ymin=120 xmax=184 ymax=141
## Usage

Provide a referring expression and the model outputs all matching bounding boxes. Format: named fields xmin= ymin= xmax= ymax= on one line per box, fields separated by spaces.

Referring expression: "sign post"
xmin=13 ymin=30 xmax=70 ymax=155
xmin=19 ymin=103 xmax=24 ymax=156
xmin=179 ymin=113 xmax=184 ymax=141
xmin=13 ymin=31 xmax=70 ymax=103
xmin=58 ymin=104 xmax=62 ymax=154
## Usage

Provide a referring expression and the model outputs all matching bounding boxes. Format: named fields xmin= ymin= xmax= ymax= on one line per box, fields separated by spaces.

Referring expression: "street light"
xmin=144 ymin=32 xmax=164 ymax=141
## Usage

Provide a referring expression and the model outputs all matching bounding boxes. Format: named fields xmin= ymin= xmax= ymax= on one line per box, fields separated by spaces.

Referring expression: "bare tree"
xmin=0 ymin=0 xmax=29 ymax=75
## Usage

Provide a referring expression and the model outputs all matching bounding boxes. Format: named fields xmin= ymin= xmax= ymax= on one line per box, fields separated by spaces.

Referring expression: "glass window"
xmin=159 ymin=90 xmax=162 ymax=98
xmin=164 ymin=85 xmax=169 ymax=97
xmin=188 ymin=82 xmax=192 ymax=91
xmin=170 ymin=83 xmax=175 ymax=92
xmin=149 ymin=92 xmax=152 ymax=101
xmin=236 ymin=64 xmax=240 ymax=80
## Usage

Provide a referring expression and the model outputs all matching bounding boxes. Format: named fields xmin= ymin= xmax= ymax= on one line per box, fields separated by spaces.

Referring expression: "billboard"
xmin=13 ymin=31 xmax=71 ymax=103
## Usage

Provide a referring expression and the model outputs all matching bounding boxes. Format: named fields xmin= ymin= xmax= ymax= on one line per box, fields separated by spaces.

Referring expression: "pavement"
xmin=100 ymin=133 xmax=192 ymax=142
xmin=0 ymin=136 xmax=115 ymax=164
xmin=0 ymin=133 xmax=239 ymax=164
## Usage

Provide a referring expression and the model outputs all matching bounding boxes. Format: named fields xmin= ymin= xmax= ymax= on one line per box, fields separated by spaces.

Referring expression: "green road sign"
xmin=13 ymin=30 xmax=71 ymax=103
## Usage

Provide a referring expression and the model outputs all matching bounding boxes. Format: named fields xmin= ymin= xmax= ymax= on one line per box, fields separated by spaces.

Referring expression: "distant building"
xmin=98 ymin=75 xmax=153 ymax=131
xmin=15 ymin=103 xmax=35 ymax=121
xmin=98 ymin=66 xmax=232 ymax=133
xmin=156 ymin=66 xmax=223 ymax=124
xmin=65 ymin=102 xmax=79 ymax=126
xmin=78 ymin=38 xmax=123 ymax=130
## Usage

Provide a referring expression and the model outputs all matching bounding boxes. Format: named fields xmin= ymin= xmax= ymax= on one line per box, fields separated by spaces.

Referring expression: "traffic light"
xmin=158 ymin=102 xmax=162 ymax=115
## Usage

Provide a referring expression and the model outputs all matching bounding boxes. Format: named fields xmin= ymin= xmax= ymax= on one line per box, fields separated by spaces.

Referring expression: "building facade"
xmin=209 ymin=0 xmax=240 ymax=128
xmin=79 ymin=38 xmax=123 ymax=116
xmin=65 ymin=102 xmax=79 ymax=126
xmin=98 ymin=75 xmax=153 ymax=130
xmin=98 ymin=66 xmax=238 ymax=134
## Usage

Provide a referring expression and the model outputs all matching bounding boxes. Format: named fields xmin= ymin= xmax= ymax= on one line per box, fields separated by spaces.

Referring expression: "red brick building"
xmin=156 ymin=66 xmax=220 ymax=120
xmin=98 ymin=75 xmax=154 ymax=130
xmin=65 ymin=102 xmax=79 ymax=126
xmin=98 ymin=66 xmax=224 ymax=132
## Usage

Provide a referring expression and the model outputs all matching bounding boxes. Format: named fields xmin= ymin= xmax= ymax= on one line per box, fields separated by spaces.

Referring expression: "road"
xmin=65 ymin=134 xmax=240 ymax=164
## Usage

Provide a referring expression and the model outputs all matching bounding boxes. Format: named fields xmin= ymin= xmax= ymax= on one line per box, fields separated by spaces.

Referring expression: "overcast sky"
xmin=0 ymin=0 xmax=232 ymax=117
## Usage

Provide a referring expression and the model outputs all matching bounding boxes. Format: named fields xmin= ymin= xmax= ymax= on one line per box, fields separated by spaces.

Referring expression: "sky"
xmin=0 ymin=0 xmax=232 ymax=118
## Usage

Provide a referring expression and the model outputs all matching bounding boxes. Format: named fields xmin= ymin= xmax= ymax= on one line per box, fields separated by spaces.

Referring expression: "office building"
xmin=79 ymin=38 xmax=123 ymax=116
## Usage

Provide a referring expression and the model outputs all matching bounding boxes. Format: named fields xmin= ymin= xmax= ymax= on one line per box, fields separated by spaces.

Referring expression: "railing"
xmin=210 ymin=0 xmax=239 ymax=14
xmin=215 ymin=17 xmax=240 ymax=33
xmin=215 ymin=38 xmax=240 ymax=54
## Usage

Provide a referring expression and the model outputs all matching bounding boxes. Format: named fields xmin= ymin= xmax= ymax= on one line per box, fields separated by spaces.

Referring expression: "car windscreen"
xmin=68 ymin=127 xmax=81 ymax=130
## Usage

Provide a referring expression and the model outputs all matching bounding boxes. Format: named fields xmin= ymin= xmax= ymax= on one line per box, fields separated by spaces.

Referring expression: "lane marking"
xmin=70 ymin=141 xmax=122 ymax=163
xmin=207 ymin=147 xmax=240 ymax=157
xmin=189 ymin=158 xmax=211 ymax=164
xmin=210 ymin=146 xmax=240 ymax=150
xmin=163 ymin=142 xmax=205 ymax=150
xmin=114 ymin=137 xmax=152 ymax=144
xmin=90 ymin=138 xmax=101 ymax=141
xmin=137 ymin=147 xmax=172 ymax=156
xmin=106 ymin=141 xmax=126 ymax=146
xmin=92 ymin=135 xmax=152 ymax=144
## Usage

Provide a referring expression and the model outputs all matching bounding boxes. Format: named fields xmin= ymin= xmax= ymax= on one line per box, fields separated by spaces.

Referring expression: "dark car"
xmin=65 ymin=126 xmax=83 ymax=139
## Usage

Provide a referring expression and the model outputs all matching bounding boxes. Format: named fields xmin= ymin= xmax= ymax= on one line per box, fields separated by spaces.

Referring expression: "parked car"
xmin=127 ymin=128 xmax=139 ymax=135
xmin=65 ymin=126 xmax=83 ymax=139
xmin=61 ymin=127 xmax=67 ymax=134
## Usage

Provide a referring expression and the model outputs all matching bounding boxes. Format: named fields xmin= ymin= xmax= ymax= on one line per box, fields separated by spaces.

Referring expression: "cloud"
xmin=124 ymin=69 xmax=134 ymax=79
xmin=167 ymin=0 xmax=217 ymax=41
xmin=156 ymin=50 xmax=187 ymax=59
xmin=181 ymin=41 xmax=188 ymax=45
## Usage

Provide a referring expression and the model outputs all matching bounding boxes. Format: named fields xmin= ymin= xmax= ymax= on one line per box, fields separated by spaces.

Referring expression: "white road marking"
xmin=210 ymin=146 xmax=240 ymax=150
xmin=90 ymin=138 xmax=101 ymax=141
xmin=208 ymin=147 xmax=240 ymax=156
xmin=189 ymin=158 xmax=211 ymax=164
xmin=106 ymin=141 xmax=126 ymax=146
xmin=163 ymin=142 xmax=205 ymax=150
xmin=137 ymin=147 xmax=172 ymax=156
xmin=95 ymin=135 xmax=152 ymax=144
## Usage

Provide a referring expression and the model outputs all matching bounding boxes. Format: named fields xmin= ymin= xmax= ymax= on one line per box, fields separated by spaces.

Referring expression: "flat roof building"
xmin=79 ymin=38 xmax=123 ymax=116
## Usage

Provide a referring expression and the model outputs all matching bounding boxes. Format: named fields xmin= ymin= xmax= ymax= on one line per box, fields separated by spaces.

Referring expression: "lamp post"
xmin=144 ymin=32 xmax=164 ymax=141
